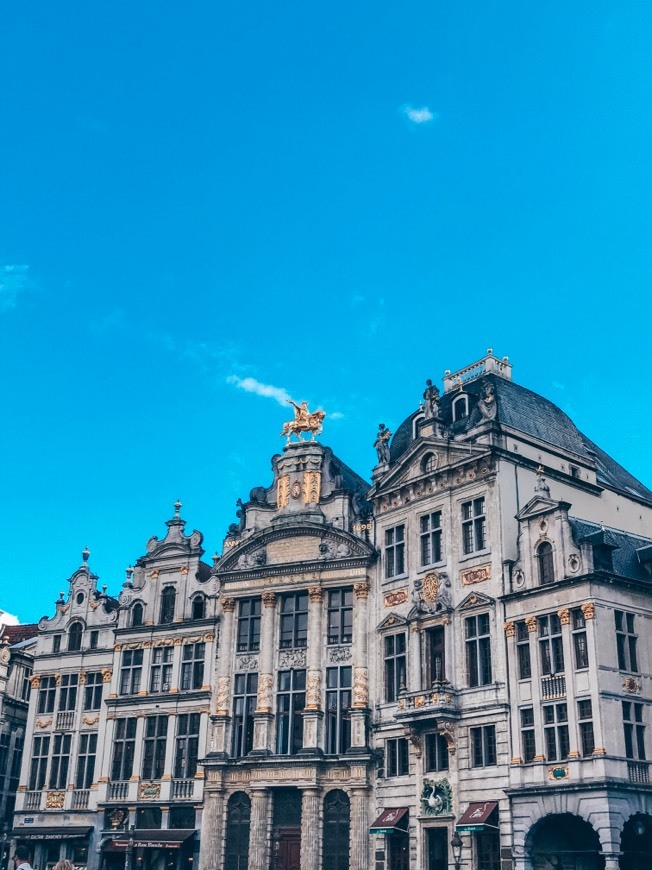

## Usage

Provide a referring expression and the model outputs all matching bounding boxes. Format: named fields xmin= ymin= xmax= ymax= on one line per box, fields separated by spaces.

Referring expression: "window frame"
xmin=276 ymin=669 xmax=306 ymax=756
xmin=83 ymin=672 xmax=103 ymax=711
xmin=461 ymin=497 xmax=486 ymax=555
xmin=420 ymin=511 xmax=443 ymax=567
xmin=119 ymin=649 xmax=144 ymax=695
xmin=111 ymin=717 xmax=137 ymax=781
xmin=386 ymin=737 xmax=410 ymax=777
xmin=537 ymin=541 xmax=555 ymax=585
xmin=325 ymin=666 xmax=352 ymax=755
xmin=180 ymin=642 xmax=205 ymax=692
xmin=465 ymin=613 xmax=492 ymax=687
xmin=520 ymin=707 xmax=536 ymax=763
xmin=237 ymin=598 xmax=262 ymax=652
xmin=75 ymin=732 xmax=98 ymax=789
xmin=174 ymin=712 xmax=201 ymax=778
xmin=615 ymin=610 xmax=639 ymax=673
xmin=538 ymin=614 xmax=565 ymax=676
xmin=384 ymin=632 xmax=407 ymax=702
xmin=543 ymin=702 xmax=570 ymax=761
xmin=384 ymin=524 xmax=406 ymax=578
xmin=425 ymin=731 xmax=449 ymax=773
xmin=141 ymin=715 xmax=169 ymax=781
xmin=470 ymin=725 xmax=497 ymax=767
xmin=279 ymin=592 xmax=309 ymax=649
xmin=150 ymin=646 xmax=173 ymax=694
xmin=232 ymin=673 xmax=258 ymax=759
xmin=327 ymin=588 xmax=353 ymax=646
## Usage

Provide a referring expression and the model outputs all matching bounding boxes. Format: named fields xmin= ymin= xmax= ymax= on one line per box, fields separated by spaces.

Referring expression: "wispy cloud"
xmin=226 ymin=375 xmax=292 ymax=407
xmin=402 ymin=105 xmax=438 ymax=125
xmin=0 ymin=265 xmax=30 ymax=312
xmin=330 ymin=411 xmax=344 ymax=420
xmin=0 ymin=610 xmax=20 ymax=626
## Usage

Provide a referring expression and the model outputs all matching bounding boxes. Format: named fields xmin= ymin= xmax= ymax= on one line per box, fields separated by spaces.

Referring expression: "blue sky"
xmin=2 ymin=1 xmax=652 ymax=623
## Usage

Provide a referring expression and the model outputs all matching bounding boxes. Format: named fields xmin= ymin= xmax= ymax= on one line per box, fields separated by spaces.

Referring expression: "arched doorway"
xmin=323 ymin=790 xmax=350 ymax=870
xmin=620 ymin=814 xmax=652 ymax=870
xmin=224 ymin=792 xmax=251 ymax=870
xmin=526 ymin=814 xmax=604 ymax=870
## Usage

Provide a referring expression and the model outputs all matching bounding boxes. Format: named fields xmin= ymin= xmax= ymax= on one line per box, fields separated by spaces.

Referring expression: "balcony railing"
xmin=108 ymin=781 xmax=129 ymax=800
xmin=628 ymin=761 xmax=649 ymax=784
xmin=172 ymin=779 xmax=195 ymax=799
xmin=541 ymin=675 xmax=566 ymax=700
xmin=394 ymin=685 xmax=458 ymax=719
xmin=24 ymin=791 xmax=41 ymax=810
xmin=72 ymin=789 xmax=90 ymax=809
xmin=56 ymin=711 xmax=76 ymax=731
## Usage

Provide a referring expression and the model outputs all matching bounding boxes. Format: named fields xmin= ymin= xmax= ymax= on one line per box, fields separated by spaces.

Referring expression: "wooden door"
xmin=274 ymin=826 xmax=301 ymax=870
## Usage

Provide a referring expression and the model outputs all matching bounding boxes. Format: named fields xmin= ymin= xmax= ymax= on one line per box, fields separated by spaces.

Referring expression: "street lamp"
xmin=451 ymin=831 xmax=463 ymax=870
xmin=124 ymin=825 xmax=135 ymax=870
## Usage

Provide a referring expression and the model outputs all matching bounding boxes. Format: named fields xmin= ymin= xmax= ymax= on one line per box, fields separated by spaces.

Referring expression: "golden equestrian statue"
xmin=281 ymin=400 xmax=326 ymax=443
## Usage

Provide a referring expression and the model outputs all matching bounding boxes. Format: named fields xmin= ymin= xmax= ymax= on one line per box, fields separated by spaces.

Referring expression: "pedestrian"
xmin=13 ymin=846 xmax=33 ymax=870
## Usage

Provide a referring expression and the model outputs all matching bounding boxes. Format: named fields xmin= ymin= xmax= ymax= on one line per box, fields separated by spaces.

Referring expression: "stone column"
xmin=601 ymin=855 xmax=622 ymax=870
xmin=409 ymin=621 xmax=421 ymax=692
xmin=252 ymin=592 xmax=276 ymax=754
xmin=215 ymin=598 xmax=236 ymax=715
xmin=249 ymin=788 xmax=271 ymax=870
xmin=349 ymin=582 xmax=370 ymax=752
xmin=198 ymin=786 xmax=226 ymax=870
xmin=300 ymin=787 xmax=321 ymax=870
xmin=524 ymin=615 xmax=545 ymax=762
xmin=303 ymin=587 xmax=324 ymax=753
xmin=349 ymin=787 xmax=369 ymax=870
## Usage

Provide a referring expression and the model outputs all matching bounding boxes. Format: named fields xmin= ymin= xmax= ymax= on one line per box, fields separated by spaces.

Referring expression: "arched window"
xmin=191 ymin=595 xmax=206 ymax=620
xmin=160 ymin=586 xmax=176 ymax=624
xmin=412 ymin=414 xmax=425 ymax=439
xmin=225 ymin=792 xmax=251 ymax=870
xmin=132 ymin=602 xmax=144 ymax=627
xmin=421 ymin=452 xmax=438 ymax=474
xmin=68 ymin=622 xmax=83 ymax=652
xmin=538 ymin=541 xmax=555 ymax=585
xmin=453 ymin=395 xmax=468 ymax=422
xmin=323 ymin=790 xmax=350 ymax=870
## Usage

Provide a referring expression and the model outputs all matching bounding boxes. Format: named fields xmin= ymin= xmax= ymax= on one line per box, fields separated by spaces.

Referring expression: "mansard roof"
xmin=570 ymin=517 xmax=652 ymax=584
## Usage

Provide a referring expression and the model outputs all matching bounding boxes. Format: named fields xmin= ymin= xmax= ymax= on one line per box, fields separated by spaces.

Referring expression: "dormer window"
xmin=132 ymin=602 xmax=144 ymax=627
xmin=68 ymin=621 xmax=83 ymax=652
xmin=160 ymin=586 xmax=176 ymax=624
xmin=453 ymin=395 xmax=468 ymax=422
xmin=192 ymin=595 xmax=206 ymax=620
xmin=412 ymin=414 xmax=425 ymax=439
xmin=537 ymin=542 xmax=555 ymax=585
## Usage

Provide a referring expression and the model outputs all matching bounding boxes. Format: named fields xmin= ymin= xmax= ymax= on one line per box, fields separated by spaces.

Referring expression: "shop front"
xmin=11 ymin=826 xmax=93 ymax=870
xmin=101 ymin=829 xmax=196 ymax=870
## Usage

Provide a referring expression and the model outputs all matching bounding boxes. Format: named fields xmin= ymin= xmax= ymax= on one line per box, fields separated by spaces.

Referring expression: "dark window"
xmin=384 ymin=633 xmax=407 ymax=702
xmin=543 ymin=703 xmax=570 ymax=761
xmin=425 ymin=732 xmax=449 ymax=772
xmin=170 ymin=807 xmax=195 ymax=829
xmin=623 ymin=701 xmax=646 ymax=760
xmin=119 ymin=649 xmax=143 ymax=695
xmin=327 ymin=589 xmax=353 ymax=645
xmin=49 ymin=733 xmax=72 ymax=788
xmin=181 ymin=643 xmax=205 ymax=691
xmin=386 ymin=737 xmax=409 ymax=776
xmin=68 ymin=622 xmax=83 ymax=652
xmin=420 ymin=511 xmax=443 ymax=566
xmin=615 ymin=610 xmax=638 ymax=672
xmin=159 ymin=586 xmax=176 ymax=624
xmin=594 ymin=544 xmax=614 ymax=572
xmin=453 ymin=395 xmax=468 ymax=421
xmin=132 ymin=602 xmax=144 ymax=627
xmin=150 ymin=646 xmax=173 ymax=693
xmin=84 ymin=672 xmax=103 ymax=711
xmin=136 ymin=807 xmax=162 ymax=829
xmin=516 ymin=621 xmax=531 ymax=679
xmin=462 ymin=497 xmax=486 ymax=554
xmin=237 ymin=598 xmax=261 ymax=652
xmin=466 ymin=614 xmax=492 ymax=686
xmin=191 ymin=595 xmax=206 ymax=620
xmin=29 ymin=735 xmax=50 ymax=790
xmin=323 ymin=790 xmax=350 ymax=870
xmin=21 ymin=668 xmax=31 ymax=700
xmin=75 ymin=732 xmax=97 ymax=789
xmin=276 ymin=669 xmax=305 ymax=755
xmin=325 ymin=666 xmax=352 ymax=755
xmin=520 ymin=708 xmax=536 ymax=762
xmin=37 ymin=676 xmax=56 ymax=714
xmin=539 ymin=614 xmax=564 ymax=675
xmin=76 ymin=592 xmax=85 ymax=605
xmin=142 ymin=715 xmax=168 ymax=780
xmin=385 ymin=524 xmax=406 ymax=578
xmin=52 ymin=635 xmax=62 ymax=653
xmin=427 ymin=626 xmax=445 ymax=684
xmin=232 ymin=673 xmax=257 ymax=758
xmin=225 ymin=792 xmax=251 ymax=870
xmin=537 ymin=542 xmax=555 ymax=585
xmin=280 ymin=593 xmax=308 ymax=649
xmin=470 ymin=725 xmax=497 ymax=767
xmin=578 ymin=699 xmax=595 ymax=757
xmin=89 ymin=630 xmax=99 ymax=650
xmin=422 ymin=452 xmax=438 ymax=474
xmin=111 ymin=717 xmax=137 ymax=780
xmin=175 ymin=713 xmax=200 ymax=778
xmin=572 ymin=608 xmax=589 ymax=669
xmin=59 ymin=674 xmax=79 ymax=711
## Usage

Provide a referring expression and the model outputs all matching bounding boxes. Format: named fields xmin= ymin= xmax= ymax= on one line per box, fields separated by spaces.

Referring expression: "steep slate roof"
xmin=570 ymin=518 xmax=652 ymax=583
xmin=388 ymin=374 xmax=652 ymax=504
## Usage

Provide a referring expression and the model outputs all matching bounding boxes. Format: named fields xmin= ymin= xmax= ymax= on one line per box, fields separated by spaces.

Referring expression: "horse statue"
xmin=281 ymin=400 xmax=326 ymax=443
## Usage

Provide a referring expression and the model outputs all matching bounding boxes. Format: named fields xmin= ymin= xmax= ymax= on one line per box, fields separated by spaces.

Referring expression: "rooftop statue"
xmin=374 ymin=423 xmax=392 ymax=465
xmin=281 ymin=399 xmax=326 ymax=444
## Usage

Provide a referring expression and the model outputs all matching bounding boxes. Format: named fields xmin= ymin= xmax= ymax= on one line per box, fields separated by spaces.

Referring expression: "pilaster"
xmin=249 ymin=788 xmax=271 ymax=870
xmin=198 ymin=786 xmax=226 ymax=870
xmin=349 ymin=787 xmax=369 ymax=870
xmin=300 ymin=787 xmax=321 ymax=870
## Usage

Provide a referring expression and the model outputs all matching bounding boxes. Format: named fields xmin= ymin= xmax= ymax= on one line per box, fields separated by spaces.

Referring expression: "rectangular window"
xmin=181 ymin=643 xmax=205 ymax=691
xmin=384 ymin=633 xmax=407 ymax=702
xmin=150 ymin=647 xmax=173 ymax=693
xmin=29 ymin=735 xmax=50 ymax=790
xmin=520 ymin=708 xmax=536 ymax=762
xmin=237 ymin=598 xmax=261 ymax=652
xmin=84 ymin=672 xmax=103 ymax=711
xmin=385 ymin=524 xmax=406 ymax=578
xmin=49 ymin=733 xmax=72 ymax=789
xmin=578 ymin=699 xmax=595 ymax=757
xmin=325 ymin=666 xmax=352 ymax=755
xmin=174 ymin=713 xmax=200 ymax=778
xmin=539 ymin=614 xmax=565 ymax=675
xmin=142 ymin=716 xmax=168 ymax=780
xmin=623 ymin=701 xmax=646 ymax=760
xmin=327 ymin=589 xmax=353 ymax=645
xmin=470 ymin=725 xmax=497 ymax=767
xmin=276 ymin=669 xmax=306 ymax=755
xmin=37 ymin=676 xmax=56 ymax=714
xmin=427 ymin=626 xmax=446 ymax=684
xmin=119 ymin=649 xmax=144 ymax=695
xmin=425 ymin=732 xmax=449 ymax=772
xmin=111 ymin=718 xmax=137 ymax=780
xmin=21 ymin=668 xmax=32 ymax=701
xmin=516 ymin=621 xmax=532 ymax=680
xmin=75 ymin=732 xmax=97 ymax=789
xmin=571 ymin=609 xmax=589 ymax=670
xmin=462 ymin=497 xmax=486 ymax=555
xmin=232 ymin=673 xmax=258 ymax=758
xmin=59 ymin=674 xmax=79 ymax=711
xmin=420 ymin=511 xmax=443 ymax=566
xmin=280 ymin=593 xmax=309 ymax=649
xmin=543 ymin=703 xmax=570 ymax=761
xmin=386 ymin=737 xmax=409 ymax=777
xmin=466 ymin=614 xmax=492 ymax=687
xmin=89 ymin=630 xmax=99 ymax=650
xmin=52 ymin=635 xmax=62 ymax=653
xmin=615 ymin=611 xmax=639 ymax=672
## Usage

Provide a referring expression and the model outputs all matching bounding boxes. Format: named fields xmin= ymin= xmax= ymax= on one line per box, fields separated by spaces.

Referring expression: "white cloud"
xmin=226 ymin=375 xmax=292 ymax=407
xmin=0 ymin=610 xmax=20 ymax=626
xmin=402 ymin=105 xmax=438 ymax=125
xmin=329 ymin=411 xmax=344 ymax=420
xmin=0 ymin=265 xmax=30 ymax=311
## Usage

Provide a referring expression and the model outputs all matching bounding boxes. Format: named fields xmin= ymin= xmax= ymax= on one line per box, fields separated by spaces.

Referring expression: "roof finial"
xmin=174 ymin=499 xmax=182 ymax=517
xmin=534 ymin=465 xmax=551 ymax=497
xmin=126 ymin=565 xmax=134 ymax=581
xmin=82 ymin=546 xmax=90 ymax=563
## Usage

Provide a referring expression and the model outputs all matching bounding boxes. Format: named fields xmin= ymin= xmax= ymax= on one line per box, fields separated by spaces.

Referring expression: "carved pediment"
xmin=516 ymin=496 xmax=571 ymax=521
xmin=458 ymin=591 xmax=495 ymax=610
xmin=378 ymin=612 xmax=409 ymax=630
